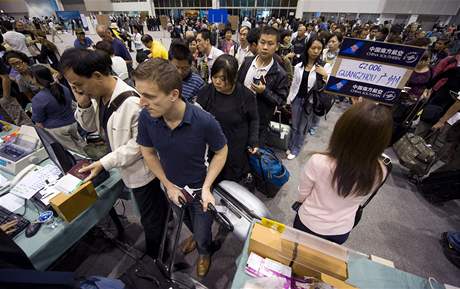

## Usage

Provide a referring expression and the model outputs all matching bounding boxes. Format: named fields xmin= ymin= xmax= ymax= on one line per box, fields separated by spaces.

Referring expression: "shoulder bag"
xmin=353 ymin=156 xmax=392 ymax=228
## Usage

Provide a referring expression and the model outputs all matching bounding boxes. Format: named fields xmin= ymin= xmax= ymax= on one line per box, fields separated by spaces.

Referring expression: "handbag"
xmin=303 ymin=77 xmax=333 ymax=117
xmin=353 ymin=156 xmax=392 ymax=228
xmin=393 ymin=131 xmax=439 ymax=176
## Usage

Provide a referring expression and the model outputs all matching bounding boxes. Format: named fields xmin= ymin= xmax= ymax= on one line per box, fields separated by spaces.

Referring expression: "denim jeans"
xmin=288 ymin=96 xmax=313 ymax=156
xmin=132 ymin=178 xmax=170 ymax=259
xmin=448 ymin=232 xmax=460 ymax=252
xmin=175 ymin=191 xmax=213 ymax=255
xmin=311 ymin=114 xmax=320 ymax=129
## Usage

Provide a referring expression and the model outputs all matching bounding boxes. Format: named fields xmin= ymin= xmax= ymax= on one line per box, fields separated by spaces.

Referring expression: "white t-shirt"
xmin=243 ymin=56 xmax=274 ymax=93
xmin=133 ymin=33 xmax=143 ymax=50
xmin=235 ymin=45 xmax=253 ymax=68
xmin=3 ymin=31 xmax=32 ymax=57
xmin=205 ymin=46 xmax=224 ymax=82
xmin=111 ymin=56 xmax=129 ymax=80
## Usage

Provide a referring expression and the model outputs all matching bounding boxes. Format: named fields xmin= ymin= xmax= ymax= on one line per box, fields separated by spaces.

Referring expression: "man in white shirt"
xmin=61 ymin=48 xmax=168 ymax=260
xmin=235 ymin=26 xmax=253 ymax=68
xmin=196 ymin=29 xmax=224 ymax=82
xmin=48 ymin=20 xmax=63 ymax=43
xmin=132 ymin=26 xmax=144 ymax=52
xmin=2 ymin=21 xmax=32 ymax=62
xmin=238 ymin=27 xmax=289 ymax=145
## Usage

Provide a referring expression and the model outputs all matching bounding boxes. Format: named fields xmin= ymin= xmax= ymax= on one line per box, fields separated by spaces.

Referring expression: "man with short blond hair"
xmin=134 ymin=59 xmax=228 ymax=277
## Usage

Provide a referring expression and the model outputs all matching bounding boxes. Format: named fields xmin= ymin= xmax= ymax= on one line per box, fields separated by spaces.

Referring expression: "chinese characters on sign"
xmin=325 ymin=38 xmax=426 ymax=104
xmin=336 ymin=58 xmax=407 ymax=88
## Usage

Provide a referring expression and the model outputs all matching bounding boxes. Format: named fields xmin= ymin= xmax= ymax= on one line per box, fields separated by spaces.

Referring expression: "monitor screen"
xmin=34 ymin=127 xmax=76 ymax=174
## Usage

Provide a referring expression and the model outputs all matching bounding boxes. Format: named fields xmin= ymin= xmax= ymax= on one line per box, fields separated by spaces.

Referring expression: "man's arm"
xmin=140 ymin=145 xmax=185 ymax=206
xmin=201 ymin=144 xmax=228 ymax=211
xmin=71 ymin=86 xmax=98 ymax=132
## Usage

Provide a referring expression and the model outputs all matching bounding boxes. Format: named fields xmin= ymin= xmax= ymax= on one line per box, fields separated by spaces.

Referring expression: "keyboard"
xmin=0 ymin=206 xmax=30 ymax=238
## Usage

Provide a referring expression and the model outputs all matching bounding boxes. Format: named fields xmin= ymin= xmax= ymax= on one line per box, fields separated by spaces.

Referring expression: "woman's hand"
xmin=421 ymin=89 xmax=431 ymax=100
xmin=286 ymin=52 xmax=295 ymax=59
xmin=315 ymin=65 xmax=328 ymax=78
xmin=248 ymin=147 xmax=259 ymax=154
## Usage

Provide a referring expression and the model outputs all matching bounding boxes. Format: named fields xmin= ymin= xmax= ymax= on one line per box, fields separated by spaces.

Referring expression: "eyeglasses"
xmin=9 ymin=60 xmax=26 ymax=68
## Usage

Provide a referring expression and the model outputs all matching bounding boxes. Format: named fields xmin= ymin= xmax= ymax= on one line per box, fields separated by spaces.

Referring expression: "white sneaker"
xmin=286 ymin=150 xmax=291 ymax=156
xmin=287 ymin=153 xmax=296 ymax=160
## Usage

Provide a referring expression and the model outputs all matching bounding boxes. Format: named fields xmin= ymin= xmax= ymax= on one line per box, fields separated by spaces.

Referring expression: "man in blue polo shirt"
xmin=74 ymin=30 xmax=93 ymax=49
xmin=96 ymin=24 xmax=132 ymax=65
xmin=134 ymin=59 xmax=228 ymax=278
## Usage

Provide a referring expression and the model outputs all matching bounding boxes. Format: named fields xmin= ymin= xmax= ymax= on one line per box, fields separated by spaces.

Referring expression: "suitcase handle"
xmin=208 ymin=203 xmax=234 ymax=232
xmin=273 ymin=106 xmax=282 ymax=131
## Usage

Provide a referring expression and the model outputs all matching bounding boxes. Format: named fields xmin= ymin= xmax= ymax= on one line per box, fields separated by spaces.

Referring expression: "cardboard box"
xmin=50 ymin=181 xmax=97 ymax=223
xmin=249 ymin=221 xmax=295 ymax=266
xmin=249 ymin=222 xmax=355 ymax=286
xmin=295 ymin=242 xmax=348 ymax=280
xmin=321 ymin=273 xmax=359 ymax=289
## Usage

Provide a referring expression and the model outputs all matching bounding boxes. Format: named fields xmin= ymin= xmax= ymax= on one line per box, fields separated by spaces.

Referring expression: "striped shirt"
xmin=182 ymin=72 xmax=205 ymax=102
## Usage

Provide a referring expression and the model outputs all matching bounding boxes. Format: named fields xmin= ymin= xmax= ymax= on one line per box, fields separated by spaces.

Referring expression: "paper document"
xmin=39 ymin=186 xmax=61 ymax=206
xmin=0 ymin=193 xmax=24 ymax=212
xmin=447 ymin=112 xmax=460 ymax=126
xmin=54 ymin=174 xmax=82 ymax=194
xmin=0 ymin=174 xmax=9 ymax=189
xmin=10 ymin=164 xmax=62 ymax=199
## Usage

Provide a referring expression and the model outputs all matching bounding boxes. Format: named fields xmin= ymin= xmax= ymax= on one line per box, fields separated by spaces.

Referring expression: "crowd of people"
xmin=0 ymin=12 xmax=459 ymax=276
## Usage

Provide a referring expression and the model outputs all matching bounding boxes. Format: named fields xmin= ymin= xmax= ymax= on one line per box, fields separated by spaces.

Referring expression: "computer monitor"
xmin=34 ymin=127 xmax=76 ymax=174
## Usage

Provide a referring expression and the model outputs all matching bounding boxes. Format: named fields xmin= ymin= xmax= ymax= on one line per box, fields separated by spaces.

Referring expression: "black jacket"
xmin=237 ymin=56 xmax=289 ymax=126
xmin=197 ymin=83 xmax=259 ymax=181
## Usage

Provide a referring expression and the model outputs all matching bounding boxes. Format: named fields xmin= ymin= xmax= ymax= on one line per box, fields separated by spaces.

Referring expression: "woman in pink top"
xmin=294 ymin=101 xmax=392 ymax=244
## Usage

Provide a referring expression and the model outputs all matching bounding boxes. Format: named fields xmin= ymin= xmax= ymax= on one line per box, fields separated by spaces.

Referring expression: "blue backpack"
xmin=249 ymin=147 xmax=290 ymax=197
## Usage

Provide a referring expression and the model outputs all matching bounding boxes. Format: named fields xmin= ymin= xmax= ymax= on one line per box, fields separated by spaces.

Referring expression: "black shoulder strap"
xmin=361 ymin=156 xmax=392 ymax=209
xmin=106 ymin=90 xmax=140 ymax=119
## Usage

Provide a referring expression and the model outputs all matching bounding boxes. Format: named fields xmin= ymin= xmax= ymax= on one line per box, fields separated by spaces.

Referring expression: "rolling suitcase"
xmin=213 ymin=180 xmax=271 ymax=241
xmin=120 ymin=196 xmax=205 ymax=289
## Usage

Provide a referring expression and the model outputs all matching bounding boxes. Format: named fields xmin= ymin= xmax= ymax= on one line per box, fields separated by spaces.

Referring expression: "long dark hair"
xmin=302 ymin=35 xmax=325 ymax=67
xmin=327 ymin=101 xmax=393 ymax=197
xmin=30 ymin=65 xmax=66 ymax=105
xmin=210 ymin=54 xmax=238 ymax=87
xmin=206 ymin=54 xmax=246 ymax=115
